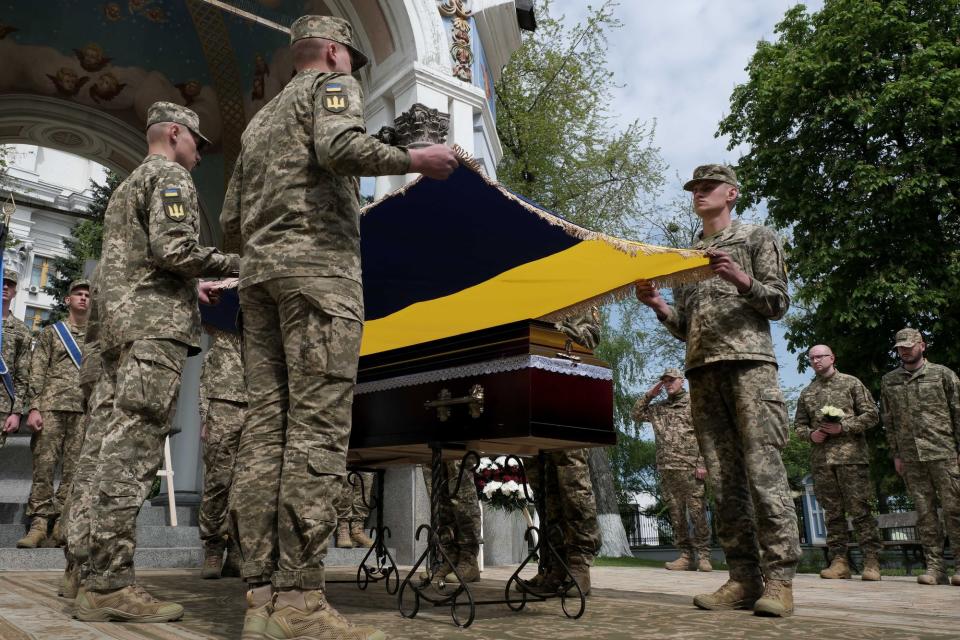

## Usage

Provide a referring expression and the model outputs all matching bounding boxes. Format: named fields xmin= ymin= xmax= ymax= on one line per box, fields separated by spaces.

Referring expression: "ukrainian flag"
xmin=358 ymin=152 xmax=710 ymax=356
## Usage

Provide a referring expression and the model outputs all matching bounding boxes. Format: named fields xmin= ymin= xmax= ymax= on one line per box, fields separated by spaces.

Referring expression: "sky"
xmin=550 ymin=0 xmax=826 ymax=391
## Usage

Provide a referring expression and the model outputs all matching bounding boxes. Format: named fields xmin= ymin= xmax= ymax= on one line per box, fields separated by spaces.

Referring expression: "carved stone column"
xmin=374 ymin=103 xmax=450 ymax=149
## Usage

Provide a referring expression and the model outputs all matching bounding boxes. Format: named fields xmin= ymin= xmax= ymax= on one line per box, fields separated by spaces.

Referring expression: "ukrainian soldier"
xmin=880 ymin=328 xmax=960 ymax=587
xmin=0 ymin=269 xmax=31 ymax=449
xmin=636 ymin=164 xmax=800 ymax=616
xmin=633 ymin=367 xmax=712 ymax=572
xmin=17 ymin=280 xmax=90 ymax=549
xmin=523 ymin=309 xmax=602 ymax=595
xmin=420 ymin=461 xmax=482 ymax=584
xmin=198 ymin=320 xmax=246 ymax=578
xmin=795 ymin=344 xmax=882 ymax=581
xmin=70 ymin=101 xmax=239 ymax=623
xmin=220 ymin=15 xmax=458 ymax=639
xmin=335 ymin=472 xmax=375 ymax=549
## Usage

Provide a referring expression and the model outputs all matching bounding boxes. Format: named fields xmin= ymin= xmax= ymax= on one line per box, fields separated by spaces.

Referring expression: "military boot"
xmin=697 ymin=553 xmax=713 ymax=572
xmin=951 ymin=573 xmax=960 ymax=587
xmin=41 ymin=518 xmax=65 ymax=548
xmin=241 ymin=584 xmax=273 ymax=640
xmin=201 ymin=549 xmax=224 ymax=579
xmin=917 ymin=568 xmax=948 ymax=585
xmin=16 ymin=517 xmax=48 ymax=549
xmin=222 ymin=547 xmax=243 ymax=578
xmin=820 ymin=556 xmax=851 ymax=579
xmin=265 ymin=589 xmax=385 ymax=640
xmin=59 ymin=563 xmax=80 ymax=599
xmin=420 ymin=557 xmax=456 ymax=583
xmin=349 ymin=521 xmax=374 ymax=548
xmin=335 ymin=520 xmax=353 ymax=549
xmin=74 ymin=584 xmax=184 ymax=622
xmin=566 ymin=556 xmax=592 ymax=595
xmin=693 ymin=577 xmax=764 ymax=611
xmin=664 ymin=552 xmax=693 ymax=571
xmin=753 ymin=579 xmax=794 ymax=617
xmin=444 ymin=548 xmax=481 ymax=584
xmin=861 ymin=555 xmax=882 ymax=581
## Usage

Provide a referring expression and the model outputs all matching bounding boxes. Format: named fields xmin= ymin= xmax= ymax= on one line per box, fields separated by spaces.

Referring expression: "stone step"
xmin=0 ymin=523 xmax=203 ymax=548
xmin=0 ymin=502 xmax=198 ymax=526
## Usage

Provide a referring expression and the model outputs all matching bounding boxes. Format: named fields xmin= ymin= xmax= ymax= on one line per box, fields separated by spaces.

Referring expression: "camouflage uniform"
xmin=24 ymin=319 xmax=86 ymax=521
xmin=881 ymin=360 xmax=960 ymax=575
xmin=221 ymin=62 xmax=410 ymax=590
xmin=795 ymin=370 xmax=881 ymax=561
xmin=659 ymin=219 xmax=800 ymax=583
xmin=633 ymin=388 xmax=711 ymax=559
xmin=421 ymin=462 xmax=481 ymax=564
xmin=336 ymin=472 xmax=374 ymax=523
xmin=72 ymin=105 xmax=238 ymax=591
xmin=0 ymin=309 xmax=31 ymax=449
xmin=198 ymin=326 xmax=246 ymax=555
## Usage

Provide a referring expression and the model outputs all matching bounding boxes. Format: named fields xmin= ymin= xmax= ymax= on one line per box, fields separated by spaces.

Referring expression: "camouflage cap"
xmin=68 ymin=278 xmax=91 ymax=293
xmin=683 ymin=164 xmax=739 ymax=191
xmin=2 ymin=268 xmax=17 ymax=285
xmin=894 ymin=327 xmax=923 ymax=348
xmin=660 ymin=367 xmax=685 ymax=380
xmin=145 ymin=101 xmax=211 ymax=149
xmin=290 ymin=15 xmax=368 ymax=71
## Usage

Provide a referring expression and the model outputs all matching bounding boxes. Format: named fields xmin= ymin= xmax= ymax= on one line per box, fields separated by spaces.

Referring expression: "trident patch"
xmin=323 ymin=83 xmax=348 ymax=113
xmin=162 ymin=187 xmax=187 ymax=221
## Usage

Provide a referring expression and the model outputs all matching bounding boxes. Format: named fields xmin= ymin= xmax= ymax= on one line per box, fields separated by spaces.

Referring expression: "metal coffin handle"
xmin=424 ymin=385 xmax=484 ymax=422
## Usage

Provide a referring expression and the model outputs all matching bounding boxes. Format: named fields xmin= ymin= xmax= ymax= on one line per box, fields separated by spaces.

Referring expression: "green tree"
xmin=718 ymin=0 xmax=960 ymax=507
xmin=43 ymin=171 xmax=119 ymax=320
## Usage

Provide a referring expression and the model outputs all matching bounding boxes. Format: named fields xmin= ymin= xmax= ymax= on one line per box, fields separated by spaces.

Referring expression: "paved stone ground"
xmin=1 ymin=564 xmax=957 ymax=639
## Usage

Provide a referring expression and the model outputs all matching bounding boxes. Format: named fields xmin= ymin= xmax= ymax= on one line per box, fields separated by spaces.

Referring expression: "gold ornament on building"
xmin=438 ymin=0 xmax=473 ymax=82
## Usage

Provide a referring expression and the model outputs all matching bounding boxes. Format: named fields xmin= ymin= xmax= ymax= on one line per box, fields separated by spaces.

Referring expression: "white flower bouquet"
xmin=819 ymin=405 xmax=845 ymax=423
xmin=474 ymin=456 xmax=534 ymax=513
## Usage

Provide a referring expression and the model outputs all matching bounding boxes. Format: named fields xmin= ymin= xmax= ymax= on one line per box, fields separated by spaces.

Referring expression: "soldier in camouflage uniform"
xmin=16 ymin=280 xmax=90 ymax=549
xmin=633 ymin=367 xmax=712 ymax=572
xmin=335 ymin=472 xmax=375 ymax=549
xmin=880 ymin=328 xmax=960 ymax=587
xmin=420 ymin=461 xmax=482 ymax=583
xmin=69 ymin=102 xmax=239 ymax=623
xmin=636 ymin=164 xmax=800 ymax=617
xmin=219 ymin=15 xmax=457 ymax=640
xmin=198 ymin=321 xmax=247 ymax=579
xmin=523 ymin=310 xmax=602 ymax=595
xmin=795 ymin=344 xmax=882 ymax=581
xmin=0 ymin=269 xmax=32 ymax=449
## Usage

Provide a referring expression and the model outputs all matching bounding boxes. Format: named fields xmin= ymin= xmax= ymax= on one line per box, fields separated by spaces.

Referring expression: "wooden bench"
xmin=877 ymin=511 xmax=926 ymax=574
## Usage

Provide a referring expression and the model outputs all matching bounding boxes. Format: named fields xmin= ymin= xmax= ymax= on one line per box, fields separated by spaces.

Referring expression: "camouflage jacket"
xmin=881 ymin=361 xmax=960 ymax=462
xmin=2 ymin=313 xmax=32 ymax=414
xmin=28 ymin=320 xmax=85 ymax=413
xmin=660 ymin=221 xmax=789 ymax=371
xmin=98 ymin=154 xmax=239 ymax=356
xmin=79 ymin=270 xmax=101 ymax=400
xmin=199 ymin=326 xmax=246 ymax=421
xmin=632 ymin=390 xmax=704 ymax=470
xmin=554 ymin=308 xmax=601 ymax=349
xmin=220 ymin=71 xmax=410 ymax=294
xmin=794 ymin=370 xmax=878 ymax=466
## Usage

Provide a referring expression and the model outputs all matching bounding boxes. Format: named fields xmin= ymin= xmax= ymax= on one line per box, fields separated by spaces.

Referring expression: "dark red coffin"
xmin=348 ymin=319 xmax=615 ymax=465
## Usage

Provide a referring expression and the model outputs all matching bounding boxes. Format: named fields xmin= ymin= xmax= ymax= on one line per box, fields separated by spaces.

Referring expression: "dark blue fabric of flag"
xmin=360 ymin=165 xmax=579 ymax=321
xmin=199 ymin=287 xmax=241 ymax=333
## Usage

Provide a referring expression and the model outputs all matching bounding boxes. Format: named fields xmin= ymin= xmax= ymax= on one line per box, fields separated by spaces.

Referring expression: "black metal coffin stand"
xmin=346 ymin=319 xmax=616 ymax=627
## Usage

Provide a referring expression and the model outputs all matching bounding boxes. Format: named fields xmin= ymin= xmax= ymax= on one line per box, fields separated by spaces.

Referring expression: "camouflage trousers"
xmin=422 ymin=461 xmax=481 ymax=560
xmin=64 ymin=339 xmax=187 ymax=591
xmin=26 ymin=410 xmax=84 ymax=519
xmin=525 ymin=448 xmax=601 ymax=564
xmin=901 ymin=458 xmax=960 ymax=572
xmin=687 ymin=361 xmax=800 ymax=582
xmin=812 ymin=463 xmax=881 ymax=559
xmin=229 ymin=277 xmax=362 ymax=590
xmin=199 ymin=399 xmax=245 ymax=553
xmin=336 ymin=471 xmax=374 ymax=523
xmin=659 ymin=467 xmax=711 ymax=557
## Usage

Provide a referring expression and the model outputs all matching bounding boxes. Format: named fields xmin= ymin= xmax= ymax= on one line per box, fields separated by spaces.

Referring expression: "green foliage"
xmin=719 ymin=0 xmax=960 ymax=504
xmin=43 ymin=171 xmax=118 ymax=321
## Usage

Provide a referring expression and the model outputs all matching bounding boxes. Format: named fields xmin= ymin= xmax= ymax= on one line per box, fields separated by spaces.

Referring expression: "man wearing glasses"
xmin=794 ymin=344 xmax=882 ymax=581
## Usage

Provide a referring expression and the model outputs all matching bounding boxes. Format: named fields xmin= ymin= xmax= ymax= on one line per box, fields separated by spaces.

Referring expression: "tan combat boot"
xmin=41 ymin=518 xmax=65 ymax=548
xmin=74 ymin=584 xmax=184 ymax=622
xmin=917 ymin=568 xmax=948 ymax=585
xmin=349 ymin=521 xmax=374 ymax=548
xmin=444 ymin=549 xmax=481 ymax=584
xmin=664 ymin=552 xmax=693 ymax=571
xmin=861 ymin=555 xmax=882 ymax=581
xmin=16 ymin=517 xmax=48 ymax=548
xmin=265 ymin=589 xmax=385 ymax=640
xmin=951 ymin=574 xmax=960 ymax=587
xmin=753 ymin=579 xmax=794 ymax=617
xmin=201 ymin=549 xmax=223 ymax=579
xmin=58 ymin=563 xmax=80 ymax=599
xmin=241 ymin=584 xmax=273 ymax=640
xmin=420 ymin=557 xmax=456 ymax=583
xmin=566 ymin=556 xmax=592 ymax=595
xmin=820 ymin=556 xmax=851 ymax=579
xmin=693 ymin=577 xmax=764 ymax=611
xmin=335 ymin=520 xmax=353 ymax=549
xmin=697 ymin=554 xmax=713 ymax=572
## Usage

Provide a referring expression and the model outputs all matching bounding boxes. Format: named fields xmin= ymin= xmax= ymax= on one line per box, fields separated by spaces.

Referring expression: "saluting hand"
xmin=408 ymin=145 xmax=459 ymax=180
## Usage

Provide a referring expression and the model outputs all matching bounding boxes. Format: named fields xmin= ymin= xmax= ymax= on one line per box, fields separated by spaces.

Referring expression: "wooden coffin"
xmin=348 ymin=319 xmax=615 ymax=465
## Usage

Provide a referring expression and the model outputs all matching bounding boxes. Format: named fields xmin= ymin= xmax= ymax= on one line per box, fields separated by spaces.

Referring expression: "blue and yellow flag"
xmin=358 ymin=153 xmax=710 ymax=356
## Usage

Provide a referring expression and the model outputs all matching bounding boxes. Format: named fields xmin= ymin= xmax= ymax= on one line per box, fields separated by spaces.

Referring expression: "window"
xmin=30 ymin=257 xmax=51 ymax=289
xmin=24 ymin=305 xmax=50 ymax=332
